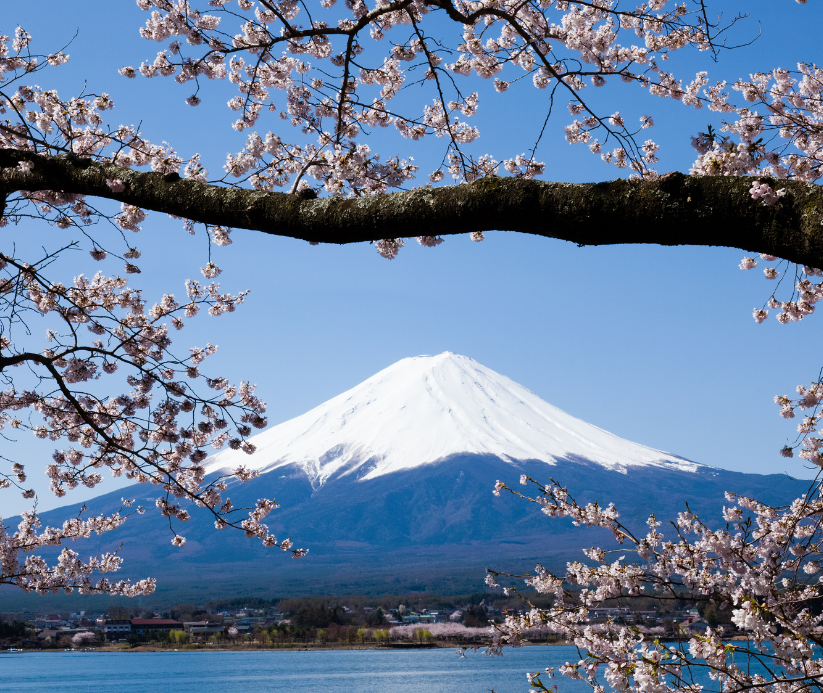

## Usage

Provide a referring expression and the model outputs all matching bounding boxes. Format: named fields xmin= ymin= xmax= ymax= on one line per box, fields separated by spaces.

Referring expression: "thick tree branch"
xmin=3 ymin=149 xmax=823 ymax=266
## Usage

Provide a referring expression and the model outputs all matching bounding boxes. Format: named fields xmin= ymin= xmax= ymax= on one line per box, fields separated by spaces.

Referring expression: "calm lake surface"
xmin=1 ymin=647 xmax=594 ymax=693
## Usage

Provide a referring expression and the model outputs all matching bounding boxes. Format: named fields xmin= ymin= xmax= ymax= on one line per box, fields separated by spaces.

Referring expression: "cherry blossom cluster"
xmin=771 ymin=377 xmax=823 ymax=466
xmin=72 ymin=631 xmax=95 ymax=643
xmin=0 ymin=28 xmax=68 ymax=85
xmin=0 ymin=75 xmax=215 ymax=248
xmin=390 ymin=622 xmax=491 ymax=640
xmin=749 ymin=181 xmax=785 ymax=206
xmin=1 ymin=499 xmax=156 ymax=595
xmin=743 ymin=254 xmax=823 ymax=326
xmin=224 ymin=130 xmax=417 ymax=196
xmin=692 ymin=63 xmax=823 ymax=182
xmin=489 ymin=474 xmax=823 ymax=693
xmin=688 ymin=63 xmax=822 ymax=204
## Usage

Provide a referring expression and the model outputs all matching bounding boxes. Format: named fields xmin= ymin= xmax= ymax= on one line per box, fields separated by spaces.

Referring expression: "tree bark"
xmin=3 ymin=148 xmax=823 ymax=266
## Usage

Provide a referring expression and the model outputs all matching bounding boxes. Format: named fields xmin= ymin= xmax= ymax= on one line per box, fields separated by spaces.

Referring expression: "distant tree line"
xmin=0 ymin=620 xmax=29 ymax=640
xmin=99 ymin=591 xmax=556 ymax=625
xmin=204 ymin=597 xmax=279 ymax=613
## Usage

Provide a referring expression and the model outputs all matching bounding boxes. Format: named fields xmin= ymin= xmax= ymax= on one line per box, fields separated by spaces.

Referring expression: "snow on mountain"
xmin=206 ymin=352 xmax=698 ymax=485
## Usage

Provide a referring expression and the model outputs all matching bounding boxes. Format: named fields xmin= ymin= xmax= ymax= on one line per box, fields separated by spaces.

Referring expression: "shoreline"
xmin=7 ymin=641 xmax=558 ymax=653
xmin=10 ymin=638 xmax=739 ymax=653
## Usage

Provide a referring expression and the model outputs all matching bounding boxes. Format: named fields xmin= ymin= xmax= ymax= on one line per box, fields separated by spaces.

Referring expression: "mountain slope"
xmin=206 ymin=352 xmax=696 ymax=486
xmin=15 ymin=457 xmax=809 ymax=602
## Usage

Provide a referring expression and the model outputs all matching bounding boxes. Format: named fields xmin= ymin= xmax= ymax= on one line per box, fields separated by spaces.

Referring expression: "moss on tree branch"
xmin=2 ymin=149 xmax=823 ymax=266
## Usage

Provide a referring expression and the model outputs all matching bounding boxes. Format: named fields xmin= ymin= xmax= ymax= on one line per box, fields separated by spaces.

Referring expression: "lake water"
xmin=1 ymin=647 xmax=594 ymax=693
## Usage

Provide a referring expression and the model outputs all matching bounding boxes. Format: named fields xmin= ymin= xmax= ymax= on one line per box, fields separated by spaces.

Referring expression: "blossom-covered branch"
xmin=0 ymin=246 xmax=306 ymax=594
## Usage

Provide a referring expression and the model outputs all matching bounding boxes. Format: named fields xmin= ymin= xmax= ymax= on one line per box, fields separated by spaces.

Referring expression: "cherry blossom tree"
xmin=391 ymin=621 xmax=492 ymax=640
xmin=1 ymin=0 xmax=822 ymax=605
xmin=71 ymin=630 xmax=95 ymax=644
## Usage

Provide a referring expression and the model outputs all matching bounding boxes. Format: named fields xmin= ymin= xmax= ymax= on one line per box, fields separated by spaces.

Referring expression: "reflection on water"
xmin=0 ymin=644 xmax=768 ymax=693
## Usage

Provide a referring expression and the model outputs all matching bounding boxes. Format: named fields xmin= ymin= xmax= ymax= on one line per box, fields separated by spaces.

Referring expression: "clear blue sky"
xmin=5 ymin=1 xmax=822 ymax=515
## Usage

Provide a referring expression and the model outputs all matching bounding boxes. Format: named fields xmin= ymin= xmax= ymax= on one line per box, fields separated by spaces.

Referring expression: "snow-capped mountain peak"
xmin=206 ymin=352 xmax=697 ymax=485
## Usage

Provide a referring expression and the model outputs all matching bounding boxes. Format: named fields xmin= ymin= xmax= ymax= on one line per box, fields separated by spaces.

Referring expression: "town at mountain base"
xmin=6 ymin=353 xmax=811 ymax=602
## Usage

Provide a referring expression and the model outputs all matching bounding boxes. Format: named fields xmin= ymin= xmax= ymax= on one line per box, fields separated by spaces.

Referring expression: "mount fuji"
xmin=17 ymin=353 xmax=809 ymax=600
xmin=206 ymin=352 xmax=698 ymax=484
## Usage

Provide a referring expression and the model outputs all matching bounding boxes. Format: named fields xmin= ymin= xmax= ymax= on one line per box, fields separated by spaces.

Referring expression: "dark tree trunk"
xmin=3 ymin=149 xmax=823 ymax=266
